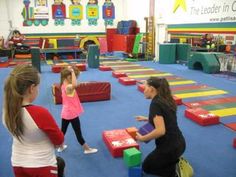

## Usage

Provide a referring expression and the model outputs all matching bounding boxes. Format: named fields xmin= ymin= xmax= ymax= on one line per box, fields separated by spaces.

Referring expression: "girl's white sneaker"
xmin=84 ymin=148 xmax=98 ymax=154
xmin=57 ymin=144 xmax=68 ymax=153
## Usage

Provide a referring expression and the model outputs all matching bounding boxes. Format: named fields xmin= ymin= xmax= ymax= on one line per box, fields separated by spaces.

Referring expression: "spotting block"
xmin=185 ymin=108 xmax=220 ymax=126
xmin=52 ymin=82 xmax=111 ymax=104
xmin=102 ymin=129 xmax=139 ymax=158
xmin=119 ymin=77 xmax=136 ymax=85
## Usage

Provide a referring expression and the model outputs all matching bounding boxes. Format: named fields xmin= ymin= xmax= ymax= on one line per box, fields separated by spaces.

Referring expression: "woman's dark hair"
xmin=146 ymin=77 xmax=177 ymax=112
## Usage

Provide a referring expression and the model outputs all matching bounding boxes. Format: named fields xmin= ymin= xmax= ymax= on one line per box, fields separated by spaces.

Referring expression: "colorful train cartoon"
xmin=86 ymin=0 xmax=99 ymax=26
xmin=102 ymin=0 xmax=115 ymax=26
xmin=22 ymin=0 xmax=49 ymax=26
xmin=69 ymin=0 xmax=83 ymax=26
xmin=52 ymin=0 xmax=66 ymax=25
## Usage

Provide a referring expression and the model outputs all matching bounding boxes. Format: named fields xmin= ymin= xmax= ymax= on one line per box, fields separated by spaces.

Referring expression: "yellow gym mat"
xmin=174 ymin=90 xmax=228 ymax=99
xmin=210 ymin=107 xmax=236 ymax=117
xmin=128 ymin=73 xmax=172 ymax=78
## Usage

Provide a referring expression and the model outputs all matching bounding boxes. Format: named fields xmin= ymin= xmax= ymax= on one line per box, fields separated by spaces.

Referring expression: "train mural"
xmin=22 ymin=0 xmax=116 ymax=27
xmin=86 ymin=0 xmax=99 ymax=26
xmin=69 ymin=0 xmax=83 ymax=26
xmin=52 ymin=0 xmax=66 ymax=26
xmin=102 ymin=0 xmax=115 ymax=26
xmin=22 ymin=0 xmax=49 ymax=26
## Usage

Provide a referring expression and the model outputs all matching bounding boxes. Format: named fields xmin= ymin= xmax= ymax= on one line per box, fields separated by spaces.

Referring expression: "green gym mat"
xmin=132 ymin=33 xmax=143 ymax=55
xmin=124 ymin=58 xmax=139 ymax=62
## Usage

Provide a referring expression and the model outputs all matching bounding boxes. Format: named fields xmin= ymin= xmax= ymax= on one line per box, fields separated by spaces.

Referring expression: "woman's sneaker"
xmin=57 ymin=145 xmax=68 ymax=153
xmin=176 ymin=156 xmax=194 ymax=177
xmin=84 ymin=148 xmax=98 ymax=154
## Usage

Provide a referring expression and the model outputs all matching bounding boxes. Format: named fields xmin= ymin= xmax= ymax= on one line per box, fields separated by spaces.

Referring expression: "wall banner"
xmin=168 ymin=0 xmax=236 ymax=24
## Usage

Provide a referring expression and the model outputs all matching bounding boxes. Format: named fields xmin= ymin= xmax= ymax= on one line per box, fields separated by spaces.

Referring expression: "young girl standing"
xmin=58 ymin=65 xmax=98 ymax=154
xmin=2 ymin=64 xmax=65 ymax=177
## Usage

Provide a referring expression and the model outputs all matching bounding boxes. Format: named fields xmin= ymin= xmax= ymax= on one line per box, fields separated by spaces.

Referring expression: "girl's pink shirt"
xmin=61 ymin=84 xmax=84 ymax=119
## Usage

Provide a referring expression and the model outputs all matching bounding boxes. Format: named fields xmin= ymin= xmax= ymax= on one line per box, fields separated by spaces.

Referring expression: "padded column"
xmin=159 ymin=44 xmax=176 ymax=64
xmin=88 ymin=44 xmax=100 ymax=68
xmin=31 ymin=47 xmax=41 ymax=73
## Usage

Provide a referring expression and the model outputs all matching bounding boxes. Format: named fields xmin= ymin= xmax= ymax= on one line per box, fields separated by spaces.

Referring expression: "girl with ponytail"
xmin=3 ymin=64 xmax=65 ymax=177
xmin=136 ymin=77 xmax=186 ymax=177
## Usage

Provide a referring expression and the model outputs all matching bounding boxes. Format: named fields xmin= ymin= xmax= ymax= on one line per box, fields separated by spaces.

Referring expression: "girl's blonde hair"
xmin=60 ymin=66 xmax=80 ymax=85
xmin=3 ymin=64 xmax=40 ymax=141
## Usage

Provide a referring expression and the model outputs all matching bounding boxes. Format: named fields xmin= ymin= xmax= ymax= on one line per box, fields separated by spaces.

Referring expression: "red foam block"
xmin=118 ymin=77 xmax=136 ymax=85
xmin=102 ymin=129 xmax=139 ymax=158
xmin=99 ymin=65 xmax=112 ymax=71
xmin=173 ymin=96 xmax=182 ymax=105
xmin=184 ymin=108 xmax=220 ymax=126
xmin=233 ymin=138 xmax=236 ymax=148
xmin=137 ymin=84 xmax=145 ymax=92
xmin=112 ymin=71 xmax=127 ymax=78
xmin=51 ymin=63 xmax=86 ymax=73
xmin=75 ymin=63 xmax=87 ymax=71
xmin=52 ymin=65 xmax=62 ymax=73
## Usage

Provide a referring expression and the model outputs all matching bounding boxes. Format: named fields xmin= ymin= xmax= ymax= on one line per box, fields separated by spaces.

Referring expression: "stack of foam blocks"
xmin=123 ymin=147 xmax=142 ymax=177
xmin=102 ymin=127 xmax=143 ymax=177
xmin=102 ymin=129 xmax=139 ymax=158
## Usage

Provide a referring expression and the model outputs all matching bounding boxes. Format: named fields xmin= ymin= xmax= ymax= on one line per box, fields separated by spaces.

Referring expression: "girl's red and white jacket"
xmin=3 ymin=105 xmax=64 ymax=168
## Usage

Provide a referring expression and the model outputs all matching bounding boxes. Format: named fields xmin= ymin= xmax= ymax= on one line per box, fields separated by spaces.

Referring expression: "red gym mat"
xmin=102 ymin=62 xmax=137 ymax=66
xmin=137 ymin=84 xmax=182 ymax=105
xmin=184 ymin=96 xmax=236 ymax=108
xmin=111 ymin=66 xmax=145 ymax=71
xmin=224 ymin=123 xmax=236 ymax=131
xmin=171 ymin=84 xmax=208 ymax=92
xmin=125 ymin=70 xmax=161 ymax=75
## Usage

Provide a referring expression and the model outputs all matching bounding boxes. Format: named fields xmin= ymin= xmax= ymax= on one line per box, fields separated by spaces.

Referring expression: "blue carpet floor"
xmin=0 ymin=62 xmax=236 ymax=177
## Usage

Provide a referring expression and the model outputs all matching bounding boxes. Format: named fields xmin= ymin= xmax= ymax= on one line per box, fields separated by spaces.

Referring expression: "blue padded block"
xmin=128 ymin=166 xmax=142 ymax=177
